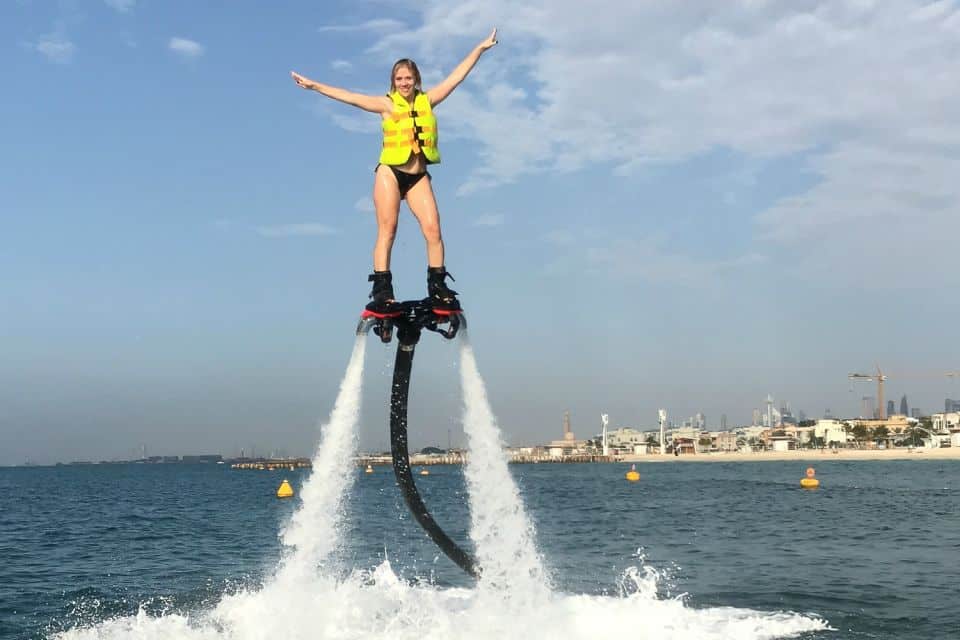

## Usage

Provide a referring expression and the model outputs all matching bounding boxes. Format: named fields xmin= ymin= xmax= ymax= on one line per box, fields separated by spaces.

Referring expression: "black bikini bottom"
xmin=377 ymin=164 xmax=431 ymax=199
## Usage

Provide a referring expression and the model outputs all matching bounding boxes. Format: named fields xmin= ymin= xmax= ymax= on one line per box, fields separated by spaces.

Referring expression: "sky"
xmin=2 ymin=0 xmax=959 ymax=465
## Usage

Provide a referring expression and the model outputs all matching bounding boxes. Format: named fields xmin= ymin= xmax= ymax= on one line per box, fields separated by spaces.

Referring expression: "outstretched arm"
xmin=291 ymin=71 xmax=391 ymax=114
xmin=426 ymin=29 xmax=498 ymax=107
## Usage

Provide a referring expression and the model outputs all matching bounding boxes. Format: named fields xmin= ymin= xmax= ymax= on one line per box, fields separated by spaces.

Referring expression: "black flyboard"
xmin=357 ymin=299 xmax=478 ymax=578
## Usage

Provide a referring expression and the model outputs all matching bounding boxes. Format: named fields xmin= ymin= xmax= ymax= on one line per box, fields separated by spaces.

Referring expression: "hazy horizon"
xmin=3 ymin=1 xmax=959 ymax=466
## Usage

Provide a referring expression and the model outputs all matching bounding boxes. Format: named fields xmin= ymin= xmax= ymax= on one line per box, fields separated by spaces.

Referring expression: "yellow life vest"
xmin=379 ymin=91 xmax=440 ymax=165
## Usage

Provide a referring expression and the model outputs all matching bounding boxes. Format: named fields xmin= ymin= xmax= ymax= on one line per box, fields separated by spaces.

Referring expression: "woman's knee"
xmin=376 ymin=225 xmax=398 ymax=245
xmin=420 ymin=219 xmax=441 ymax=243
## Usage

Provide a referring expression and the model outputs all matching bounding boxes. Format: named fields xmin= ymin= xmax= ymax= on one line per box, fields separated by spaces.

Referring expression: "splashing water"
xmin=458 ymin=336 xmax=549 ymax=600
xmin=55 ymin=558 xmax=829 ymax=640
xmin=50 ymin=334 xmax=831 ymax=640
xmin=276 ymin=336 xmax=367 ymax=584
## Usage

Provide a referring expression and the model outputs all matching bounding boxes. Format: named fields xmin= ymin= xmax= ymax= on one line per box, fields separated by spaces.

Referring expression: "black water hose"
xmin=389 ymin=337 xmax=479 ymax=578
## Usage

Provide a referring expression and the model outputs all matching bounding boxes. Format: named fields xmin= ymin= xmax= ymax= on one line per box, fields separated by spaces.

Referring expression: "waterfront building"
xmin=709 ymin=430 xmax=737 ymax=452
xmin=813 ymin=419 xmax=849 ymax=447
xmin=602 ymin=427 xmax=655 ymax=455
xmin=738 ymin=425 xmax=767 ymax=446
xmin=848 ymin=415 xmax=917 ymax=446
xmin=669 ymin=427 xmax=700 ymax=454
xmin=762 ymin=423 xmax=813 ymax=450
xmin=931 ymin=412 xmax=960 ymax=433
xmin=546 ymin=411 xmax=591 ymax=456
xmin=770 ymin=435 xmax=796 ymax=451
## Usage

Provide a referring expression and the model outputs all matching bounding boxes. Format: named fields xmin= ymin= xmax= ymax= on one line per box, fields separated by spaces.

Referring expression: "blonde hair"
xmin=389 ymin=59 xmax=422 ymax=94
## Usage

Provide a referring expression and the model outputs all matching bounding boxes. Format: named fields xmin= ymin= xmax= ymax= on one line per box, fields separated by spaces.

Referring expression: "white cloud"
xmin=473 ymin=212 xmax=505 ymax=227
xmin=359 ymin=1 xmax=960 ymax=289
xmin=31 ymin=35 xmax=75 ymax=63
xmin=331 ymin=59 xmax=354 ymax=72
xmin=755 ymin=143 xmax=960 ymax=288
xmin=168 ymin=37 xmax=204 ymax=58
xmin=255 ymin=223 xmax=336 ymax=238
xmin=104 ymin=0 xmax=135 ymax=12
xmin=354 ymin=196 xmax=374 ymax=213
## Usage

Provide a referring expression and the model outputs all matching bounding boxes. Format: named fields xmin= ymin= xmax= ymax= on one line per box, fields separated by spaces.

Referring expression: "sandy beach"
xmin=622 ymin=447 xmax=960 ymax=463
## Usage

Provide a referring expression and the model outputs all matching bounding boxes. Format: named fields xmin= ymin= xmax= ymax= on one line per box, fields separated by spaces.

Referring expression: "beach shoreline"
xmin=622 ymin=447 xmax=960 ymax=463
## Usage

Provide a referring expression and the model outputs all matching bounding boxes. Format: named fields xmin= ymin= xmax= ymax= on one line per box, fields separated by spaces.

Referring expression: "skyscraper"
xmin=752 ymin=408 xmax=761 ymax=426
xmin=862 ymin=396 xmax=876 ymax=419
xmin=887 ymin=400 xmax=896 ymax=418
xmin=900 ymin=395 xmax=908 ymax=417
xmin=946 ymin=399 xmax=960 ymax=413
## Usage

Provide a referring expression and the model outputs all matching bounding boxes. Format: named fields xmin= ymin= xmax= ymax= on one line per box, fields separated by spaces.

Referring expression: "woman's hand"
xmin=291 ymin=71 xmax=316 ymax=90
xmin=478 ymin=28 xmax=498 ymax=52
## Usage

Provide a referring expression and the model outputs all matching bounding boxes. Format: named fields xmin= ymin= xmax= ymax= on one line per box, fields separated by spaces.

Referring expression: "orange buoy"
xmin=625 ymin=464 xmax=640 ymax=482
xmin=800 ymin=467 xmax=819 ymax=489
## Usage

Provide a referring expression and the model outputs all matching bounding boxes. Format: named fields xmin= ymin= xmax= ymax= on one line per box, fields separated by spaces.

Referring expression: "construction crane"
xmin=849 ymin=365 xmax=888 ymax=419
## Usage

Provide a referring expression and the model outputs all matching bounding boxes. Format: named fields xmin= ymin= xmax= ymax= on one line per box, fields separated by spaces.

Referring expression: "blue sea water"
xmin=1 ymin=460 xmax=958 ymax=639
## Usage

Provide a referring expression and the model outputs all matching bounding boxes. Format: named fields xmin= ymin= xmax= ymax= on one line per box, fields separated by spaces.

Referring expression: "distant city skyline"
xmin=10 ymin=391 xmax=957 ymax=466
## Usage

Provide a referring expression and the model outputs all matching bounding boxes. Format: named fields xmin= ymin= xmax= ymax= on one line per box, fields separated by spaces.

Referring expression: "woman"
xmin=291 ymin=29 xmax=498 ymax=315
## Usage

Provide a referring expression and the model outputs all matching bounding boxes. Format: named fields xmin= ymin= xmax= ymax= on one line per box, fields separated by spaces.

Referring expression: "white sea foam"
xmin=54 ymin=560 xmax=830 ymax=640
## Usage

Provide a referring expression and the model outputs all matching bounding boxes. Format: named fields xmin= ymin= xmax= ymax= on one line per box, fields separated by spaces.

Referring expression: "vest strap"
xmin=382 ymin=139 xmax=435 ymax=149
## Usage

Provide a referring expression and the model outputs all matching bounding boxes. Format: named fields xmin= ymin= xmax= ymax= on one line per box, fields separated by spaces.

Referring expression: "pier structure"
xmin=230 ymin=458 xmax=311 ymax=471
xmin=357 ymin=450 xmax=617 ymax=466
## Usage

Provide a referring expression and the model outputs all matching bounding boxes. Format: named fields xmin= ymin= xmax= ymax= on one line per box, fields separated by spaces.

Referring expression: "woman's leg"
xmin=406 ymin=176 xmax=459 ymax=309
xmin=372 ymin=165 xmax=402 ymax=271
xmin=404 ymin=175 xmax=444 ymax=268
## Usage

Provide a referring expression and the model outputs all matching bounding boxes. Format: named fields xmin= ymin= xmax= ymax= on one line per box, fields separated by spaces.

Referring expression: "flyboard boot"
xmin=364 ymin=271 xmax=402 ymax=318
xmin=427 ymin=266 xmax=461 ymax=314
xmin=357 ymin=268 xmax=464 ymax=343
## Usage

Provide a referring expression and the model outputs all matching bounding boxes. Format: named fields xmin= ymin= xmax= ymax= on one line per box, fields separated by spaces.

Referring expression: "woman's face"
xmin=393 ymin=66 xmax=415 ymax=99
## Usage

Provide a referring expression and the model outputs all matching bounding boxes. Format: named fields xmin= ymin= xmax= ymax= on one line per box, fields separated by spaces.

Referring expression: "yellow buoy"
xmin=800 ymin=467 xmax=819 ymax=489
xmin=625 ymin=464 xmax=640 ymax=482
xmin=276 ymin=479 xmax=294 ymax=498
xmin=364 ymin=464 xmax=374 ymax=474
